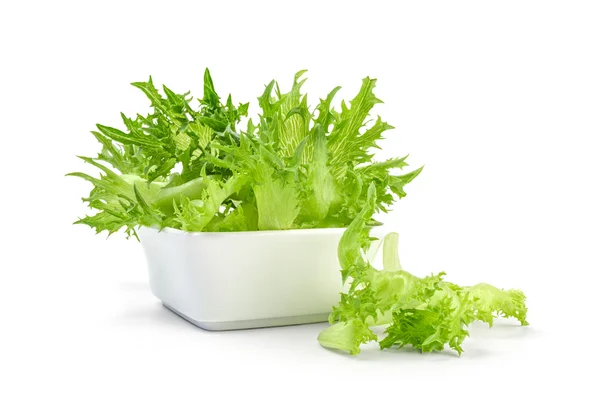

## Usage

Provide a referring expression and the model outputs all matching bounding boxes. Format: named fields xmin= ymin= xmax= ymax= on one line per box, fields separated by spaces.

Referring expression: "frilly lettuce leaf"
xmin=71 ymin=70 xmax=421 ymax=235
xmin=319 ymin=185 xmax=528 ymax=355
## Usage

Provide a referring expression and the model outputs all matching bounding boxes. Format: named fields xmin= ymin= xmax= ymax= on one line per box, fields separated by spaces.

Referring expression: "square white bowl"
xmin=138 ymin=226 xmax=349 ymax=330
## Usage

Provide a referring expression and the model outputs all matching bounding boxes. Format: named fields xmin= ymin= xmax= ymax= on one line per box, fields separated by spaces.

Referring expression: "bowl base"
xmin=163 ymin=303 xmax=330 ymax=331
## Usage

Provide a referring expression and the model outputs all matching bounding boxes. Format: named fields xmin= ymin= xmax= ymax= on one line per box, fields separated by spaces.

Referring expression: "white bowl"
xmin=138 ymin=226 xmax=349 ymax=330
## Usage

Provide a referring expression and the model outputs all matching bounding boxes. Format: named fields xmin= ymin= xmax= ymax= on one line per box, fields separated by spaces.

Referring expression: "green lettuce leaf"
xmin=317 ymin=319 xmax=377 ymax=356
xmin=319 ymin=186 xmax=528 ymax=355
xmin=71 ymin=70 xmax=421 ymax=235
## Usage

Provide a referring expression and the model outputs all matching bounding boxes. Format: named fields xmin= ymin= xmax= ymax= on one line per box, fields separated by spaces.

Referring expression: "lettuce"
xmin=70 ymin=69 xmax=421 ymax=236
xmin=318 ymin=184 xmax=528 ymax=355
xmin=70 ymin=70 xmax=527 ymax=356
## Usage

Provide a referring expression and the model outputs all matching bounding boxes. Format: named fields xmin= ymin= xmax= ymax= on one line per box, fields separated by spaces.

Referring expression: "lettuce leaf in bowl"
xmin=70 ymin=70 xmax=421 ymax=235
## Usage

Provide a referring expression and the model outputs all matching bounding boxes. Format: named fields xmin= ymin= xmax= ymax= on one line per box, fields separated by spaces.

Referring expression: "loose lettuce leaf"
xmin=319 ymin=186 xmax=528 ymax=355
xmin=317 ymin=319 xmax=377 ymax=356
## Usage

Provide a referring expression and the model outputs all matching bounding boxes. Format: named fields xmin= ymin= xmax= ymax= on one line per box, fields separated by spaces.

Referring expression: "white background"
xmin=1 ymin=1 xmax=599 ymax=396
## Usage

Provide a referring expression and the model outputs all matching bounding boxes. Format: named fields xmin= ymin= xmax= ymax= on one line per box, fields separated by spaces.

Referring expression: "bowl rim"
xmin=140 ymin=225 xmax=347 ymax=237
